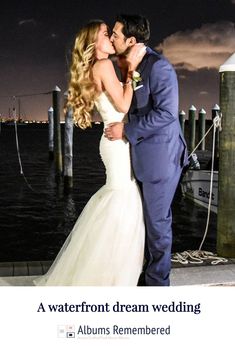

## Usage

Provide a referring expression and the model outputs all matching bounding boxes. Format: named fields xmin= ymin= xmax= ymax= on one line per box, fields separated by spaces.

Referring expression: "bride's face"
xmin=95 ymin=23 xmax=115 ymax=58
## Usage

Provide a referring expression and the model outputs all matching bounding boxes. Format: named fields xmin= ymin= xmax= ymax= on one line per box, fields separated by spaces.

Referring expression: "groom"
xmin=105 ymin=14 xmax=188 ymax=286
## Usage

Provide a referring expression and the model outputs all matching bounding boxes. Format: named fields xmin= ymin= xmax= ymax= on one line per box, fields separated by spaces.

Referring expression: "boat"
xmin=181 ymin=169 xmax=218 ymax=213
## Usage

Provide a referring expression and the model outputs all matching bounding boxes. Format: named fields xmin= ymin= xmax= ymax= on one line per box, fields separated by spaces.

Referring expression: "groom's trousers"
xmin=141 ymin=161 xmax=183 ymax=286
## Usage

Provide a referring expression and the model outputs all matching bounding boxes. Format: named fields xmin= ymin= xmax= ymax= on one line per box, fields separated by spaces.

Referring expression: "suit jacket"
xmin=124 ymin=47 xmax=188 ymax=182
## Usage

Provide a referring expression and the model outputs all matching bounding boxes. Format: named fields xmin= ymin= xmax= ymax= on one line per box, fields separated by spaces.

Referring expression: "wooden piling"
xmin=179 ymin=110 xmax=186 ymax=135
xmin=217 ymin=53 xmax=235 ymax=257
xmin=64 ymin=101 xmax=74 ymax=190
xmin=52 ymin=86 xmax=63 ymax=177
xmin=188 ymin=105 xmax=196 ymax=152
xmin=48 ymin=107 xmax=54 ymax=160
xmin=198 ymin=108 xmax=206 ymax=151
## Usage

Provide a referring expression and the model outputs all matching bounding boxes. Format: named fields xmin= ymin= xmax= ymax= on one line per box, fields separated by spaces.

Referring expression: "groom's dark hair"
xmin=116 ymin=14 xmax=150 ymax=44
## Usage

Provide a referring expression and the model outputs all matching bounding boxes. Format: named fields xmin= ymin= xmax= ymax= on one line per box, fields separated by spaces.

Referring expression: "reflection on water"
xmin=0 ymin=124 xmax=216 ymax=262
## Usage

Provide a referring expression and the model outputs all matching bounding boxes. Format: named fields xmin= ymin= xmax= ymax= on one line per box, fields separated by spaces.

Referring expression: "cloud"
xmin=156 ymin=21 xmax=235 ymax=71
xmin=231 ymin=0 xmax=235 ymax=4
xmin=18 ymin=18 xmax=37 ymax=26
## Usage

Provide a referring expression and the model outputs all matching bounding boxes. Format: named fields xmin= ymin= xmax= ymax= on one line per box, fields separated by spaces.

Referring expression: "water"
xmin=0 ymin=124 xmax=217 ymax=262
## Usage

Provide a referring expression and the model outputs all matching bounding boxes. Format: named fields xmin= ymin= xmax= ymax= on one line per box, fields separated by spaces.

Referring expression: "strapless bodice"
xmin=95 ymin=91 xmax=126 ymax=126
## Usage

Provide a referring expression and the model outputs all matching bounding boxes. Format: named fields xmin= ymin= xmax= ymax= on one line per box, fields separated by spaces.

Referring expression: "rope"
xmin=0 ymin=90 xmax=52 ymax=99
xmin=172 ymin=113 xmax=228 ymax=266
xmin=14 ymin=120 xmax=40 ymax=193
xmin=188 ymin=122 xmax=215 ymax=159
xmin=198 ymin=114 xmax=219 ymax=251
xmin=1 ymin=91 xmax=52 ymax=193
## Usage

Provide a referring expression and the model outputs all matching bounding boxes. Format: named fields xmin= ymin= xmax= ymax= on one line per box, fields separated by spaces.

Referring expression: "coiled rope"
xmin=171 ymin=113 xmax=228 ymax=265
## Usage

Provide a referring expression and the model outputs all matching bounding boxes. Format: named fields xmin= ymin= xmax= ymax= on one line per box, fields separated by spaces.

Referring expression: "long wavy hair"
xmin=66 ymin=20 xmax=104 ymax=129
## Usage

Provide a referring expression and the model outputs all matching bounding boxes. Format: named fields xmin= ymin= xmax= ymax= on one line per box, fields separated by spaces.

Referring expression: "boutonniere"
xmin=132 ymin=71 xmax=142 ymax=89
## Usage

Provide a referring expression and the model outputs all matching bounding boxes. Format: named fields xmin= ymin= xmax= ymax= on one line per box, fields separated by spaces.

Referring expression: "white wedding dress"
xmin=34 ymin=92 xmax=145 ymax=286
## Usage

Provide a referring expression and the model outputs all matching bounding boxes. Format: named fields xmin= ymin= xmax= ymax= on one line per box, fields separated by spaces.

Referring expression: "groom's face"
xmin=110 ymin=22 xmax=133 ymax=55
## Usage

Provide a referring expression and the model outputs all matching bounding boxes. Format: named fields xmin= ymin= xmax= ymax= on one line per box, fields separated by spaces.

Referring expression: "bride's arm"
xmin=93 ymin=44 xmax=146 ymax=113
xmin=93 ymin=58 xmax=133 ymax=113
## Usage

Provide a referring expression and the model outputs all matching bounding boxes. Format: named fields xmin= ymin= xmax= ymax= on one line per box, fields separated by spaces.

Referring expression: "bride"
xmin=34 ymin=20 xmax=145 ymax=286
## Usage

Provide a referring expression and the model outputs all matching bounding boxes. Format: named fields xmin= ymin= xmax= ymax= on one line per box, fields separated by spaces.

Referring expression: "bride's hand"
xmin=126 ymin=43 xmax=146 ymax=72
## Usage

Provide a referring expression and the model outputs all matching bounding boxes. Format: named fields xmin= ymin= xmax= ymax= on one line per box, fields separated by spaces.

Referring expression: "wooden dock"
xmin=0 ymin=260 xmax=234 ymax=286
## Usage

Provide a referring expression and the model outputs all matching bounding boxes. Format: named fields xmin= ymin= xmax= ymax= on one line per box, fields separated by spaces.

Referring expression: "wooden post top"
xmin=219 ymin=53 xmax=235 ymax=72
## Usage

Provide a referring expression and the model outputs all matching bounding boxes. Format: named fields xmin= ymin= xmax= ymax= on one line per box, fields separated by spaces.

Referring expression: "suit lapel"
xmin=128 ymin=47 xmax=153 ymax=116
xmin=137 ymin=56 xmax=148 ymax=76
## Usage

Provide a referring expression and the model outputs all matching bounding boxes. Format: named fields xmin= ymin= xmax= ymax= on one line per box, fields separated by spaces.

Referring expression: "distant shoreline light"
xmin=0 ymin=118 xmax=67 ymax=124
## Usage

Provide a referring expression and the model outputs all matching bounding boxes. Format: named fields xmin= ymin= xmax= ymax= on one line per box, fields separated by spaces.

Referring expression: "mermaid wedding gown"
xmin=34 ymin=92 xmax=145 ymax=286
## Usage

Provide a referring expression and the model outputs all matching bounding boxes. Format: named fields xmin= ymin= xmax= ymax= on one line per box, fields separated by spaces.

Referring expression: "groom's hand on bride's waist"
xmin=104 ymin=122 xmax=125 ymax=141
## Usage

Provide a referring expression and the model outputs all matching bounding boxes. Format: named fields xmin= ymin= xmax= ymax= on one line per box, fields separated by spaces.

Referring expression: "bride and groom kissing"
xmin=34 ymin=14 xmax=188 ymax=287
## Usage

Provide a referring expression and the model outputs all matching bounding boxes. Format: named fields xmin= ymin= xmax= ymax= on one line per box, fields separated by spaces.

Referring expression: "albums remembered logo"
xmin=57 ymin=325 xmax=76 ymax=338
xmin=57 ymin=324 xmax=172 ymax=338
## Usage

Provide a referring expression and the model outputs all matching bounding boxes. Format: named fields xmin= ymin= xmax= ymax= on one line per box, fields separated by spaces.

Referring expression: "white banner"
xmin=0 ymin=287 xmax=233 ymax=353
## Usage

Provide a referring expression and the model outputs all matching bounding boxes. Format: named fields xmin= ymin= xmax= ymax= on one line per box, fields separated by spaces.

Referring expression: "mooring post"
xmin=52 ymin=86 xmax=63 ymax=177
xmin=48 ymin=107 xmax=54 ymax=160
xmin=179 ymin=110 xmax=186 ymax=136
xmin=64 ymin=91 xmax=74 ymax=190
xmin=217 ymin=53 xmax=235 ymax=257
xmin=198 ymin=108 xmax=206 ymax=151
xmin=212 ymin=104 xmax=220 ymax=159
xmin=188 ymin=105 xmax=196 ymax=152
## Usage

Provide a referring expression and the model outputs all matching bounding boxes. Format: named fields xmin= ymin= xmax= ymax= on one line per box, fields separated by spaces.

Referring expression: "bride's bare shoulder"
xmin=93 ymin=58 xmax=114 ymax=72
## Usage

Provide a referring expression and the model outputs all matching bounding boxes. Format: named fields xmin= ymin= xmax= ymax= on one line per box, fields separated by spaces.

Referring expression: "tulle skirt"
xmin=33 ymin=180 xmax=145 ymax=286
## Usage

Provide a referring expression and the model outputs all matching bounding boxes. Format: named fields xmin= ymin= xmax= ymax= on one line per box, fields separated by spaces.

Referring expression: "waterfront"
xmin=0 ymin=124 xmax=217 ymax=262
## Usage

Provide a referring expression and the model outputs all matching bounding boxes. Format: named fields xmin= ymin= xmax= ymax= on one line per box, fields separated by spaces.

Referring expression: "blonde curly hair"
xmin=66 ymin=20 xmax=104 ymax=129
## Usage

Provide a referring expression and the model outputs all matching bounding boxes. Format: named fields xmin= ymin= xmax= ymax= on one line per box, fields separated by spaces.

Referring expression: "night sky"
xmin=0 ymin=0 xmax=235 ymax=121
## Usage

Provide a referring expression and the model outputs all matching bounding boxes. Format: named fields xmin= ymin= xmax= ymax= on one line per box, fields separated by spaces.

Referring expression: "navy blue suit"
xmin=124 ymin=47 xmax=188 ymax=286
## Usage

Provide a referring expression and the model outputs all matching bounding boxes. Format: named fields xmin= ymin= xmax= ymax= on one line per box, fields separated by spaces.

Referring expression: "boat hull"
xmin=181 ymin=170 xmax=218 ymax=213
